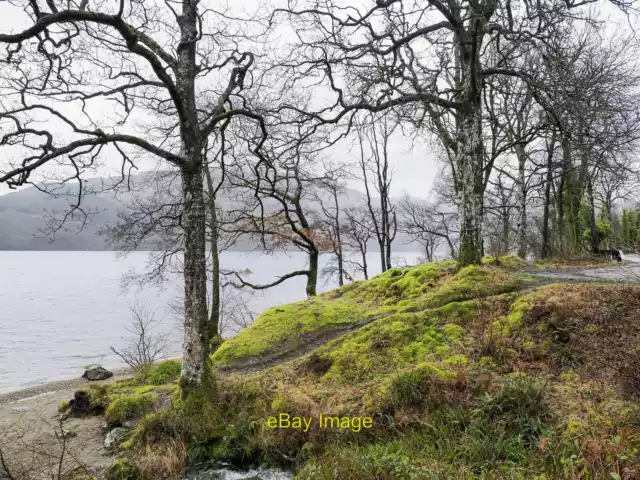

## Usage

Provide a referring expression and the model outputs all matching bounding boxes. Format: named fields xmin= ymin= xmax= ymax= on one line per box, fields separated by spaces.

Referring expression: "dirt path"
xmin=217 ymin=318 xmax=380 ymax=376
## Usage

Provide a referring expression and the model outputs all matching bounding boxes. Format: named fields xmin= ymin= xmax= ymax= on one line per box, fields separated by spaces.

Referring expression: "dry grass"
xmin=137 ymin=438 xmax=188 ymax=480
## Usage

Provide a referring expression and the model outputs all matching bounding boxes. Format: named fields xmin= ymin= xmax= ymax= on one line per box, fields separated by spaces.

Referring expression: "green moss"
xmin=442 ymin=354 xmax=468 ymax=366
xmin=213 ymin=297 xmax=365 ymax=366
xmin=106 ymin=457 xmax=139 ymax=480
xmin=442 ymin=323 xmax=465 ymax=340
xmin=431 ymin=300 xmax=478 ymax=325
xmin=409 ymin=265 xmax=522 ymax=311
xmin=121 ymin=277 xmax=640 ymax=480
xmin=344 ymin=260 xmax=456 ymax=306
xmin=212 ymin=261 xmax=523 ymax=369
xmin=143 ymin=359 xmax=181 ymax=385
xmin=481 ymin=254 xmax=526 ymax=270
xmin=105 ymin=392 xmax=157 ymax=424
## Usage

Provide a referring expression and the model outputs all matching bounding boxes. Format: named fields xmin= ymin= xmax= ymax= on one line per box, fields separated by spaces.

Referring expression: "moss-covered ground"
xmin=100 ymin=258 xmax=640 ymax=480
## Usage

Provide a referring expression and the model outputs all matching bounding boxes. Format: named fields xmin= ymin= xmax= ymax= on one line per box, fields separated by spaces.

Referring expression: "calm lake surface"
xmin=0 ymin=250 xmax=424 ymax=394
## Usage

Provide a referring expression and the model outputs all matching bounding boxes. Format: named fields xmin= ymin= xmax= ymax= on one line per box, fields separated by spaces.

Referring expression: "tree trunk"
xmin=541 ymin=134 xmax=555 ymax=259
xmin=360 ymin=242 xmax=369 ymax=280
xmin=516 ymin=144 xmax=527 ymax=259
xmin=385 ymin=212 xmax=393 ymax=270
xmin=336 ymin=250 xmax=344 ymax=287
xmin=204 ymin=165 xmax=220 ymax=350
xmin=588 ymin=179 xmax=599 ymax=253
xmin=541 ymin=183 xmax=552 ymax=258
xmin=501 ymin=209 xmax=510 ymax=256
xmin=557 ymin=133 xmax=570 ymax=253
xmin=307 ymin=249 xmax=318 ymax=297
xmin=455 ymin=25 xmax=485 ymax=268
xmin=378 ymin=242 xmax=387 ymax=272
xmin=176 ymin=1 xmax=210 ymax=394
xmin=180 ymin=162 xmax=211 ymax=393
xmin=333 ymin=189 xmax=344 ymax=286
xmin=456 ymin=101 xmax=484 ymax=267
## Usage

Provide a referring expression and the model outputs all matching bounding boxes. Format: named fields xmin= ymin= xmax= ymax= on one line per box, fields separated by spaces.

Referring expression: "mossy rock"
xmin=105 ymin=392 xmax=157 ymax=424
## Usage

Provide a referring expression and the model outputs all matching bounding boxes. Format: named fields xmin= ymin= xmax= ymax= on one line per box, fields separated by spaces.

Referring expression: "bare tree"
xmin=400 ymin=196 xmax=459 ymax=260
xmin=483 ymin=171 xmax=518 ymax=257
xmin=342 ymin=206 xmax=375 ymax=280
xmin=0 ymin=1 xmax=269 ymax=393
xmin=170 ymin=282 xmax=256 ymax=340
xmin=225 ymin=132 xmax=332 ymax=298
xmin=217 ymin=284 xmax=256 ymax=337
xmin=0 ymin=418 xmax=93 ymax=480
xmin=110 ymin=300 xmax=171 ymax=376
xmin=311 ymin=169 xmax=349 ymax=286
xmin=539 ymin=26 xmax=640 ymax=254
xmin=357 ymin=118 xmax=397 ymax=272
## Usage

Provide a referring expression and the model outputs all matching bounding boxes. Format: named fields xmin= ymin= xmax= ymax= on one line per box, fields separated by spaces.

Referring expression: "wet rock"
xmin=104 ymin=427 xmax=129 ymax=450
xmin=82 ymin=365 xmax=113 ymax=381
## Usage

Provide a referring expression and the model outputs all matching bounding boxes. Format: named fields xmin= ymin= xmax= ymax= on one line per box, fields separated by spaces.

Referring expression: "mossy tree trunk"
xmin=180 ymin=161 xmax=211 ymax=394
xmin=176 ymin=2 xmax=211 ymax=395
xmin=587 ymin=179 xmax=599 ymax=253
xmin=455 ymin=27 xmax=486 ymax=268
xmin=556 ymin=133 xmax=571 ymax=253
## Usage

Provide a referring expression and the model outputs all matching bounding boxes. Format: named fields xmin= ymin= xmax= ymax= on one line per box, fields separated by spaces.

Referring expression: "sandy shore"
xmin=0 ymin=368 xmax=134 ymax=479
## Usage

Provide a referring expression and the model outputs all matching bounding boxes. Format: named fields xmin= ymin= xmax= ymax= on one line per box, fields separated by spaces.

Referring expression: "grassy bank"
xmin=87 ymin=257 xmax=640 ymax=479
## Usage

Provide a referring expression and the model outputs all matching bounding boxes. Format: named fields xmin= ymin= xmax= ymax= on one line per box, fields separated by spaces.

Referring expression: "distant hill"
xmin=0 ymin=173 xmax=423 ymax=252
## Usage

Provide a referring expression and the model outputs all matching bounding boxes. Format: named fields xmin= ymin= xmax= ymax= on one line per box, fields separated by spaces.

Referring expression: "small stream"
xmin=184 ymin=463 xmax=294 ymax=480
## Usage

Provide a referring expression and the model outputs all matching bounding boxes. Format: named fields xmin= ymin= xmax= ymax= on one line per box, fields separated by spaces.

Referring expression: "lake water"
xmin=0 ymin=250 xmax=425 ymax=394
